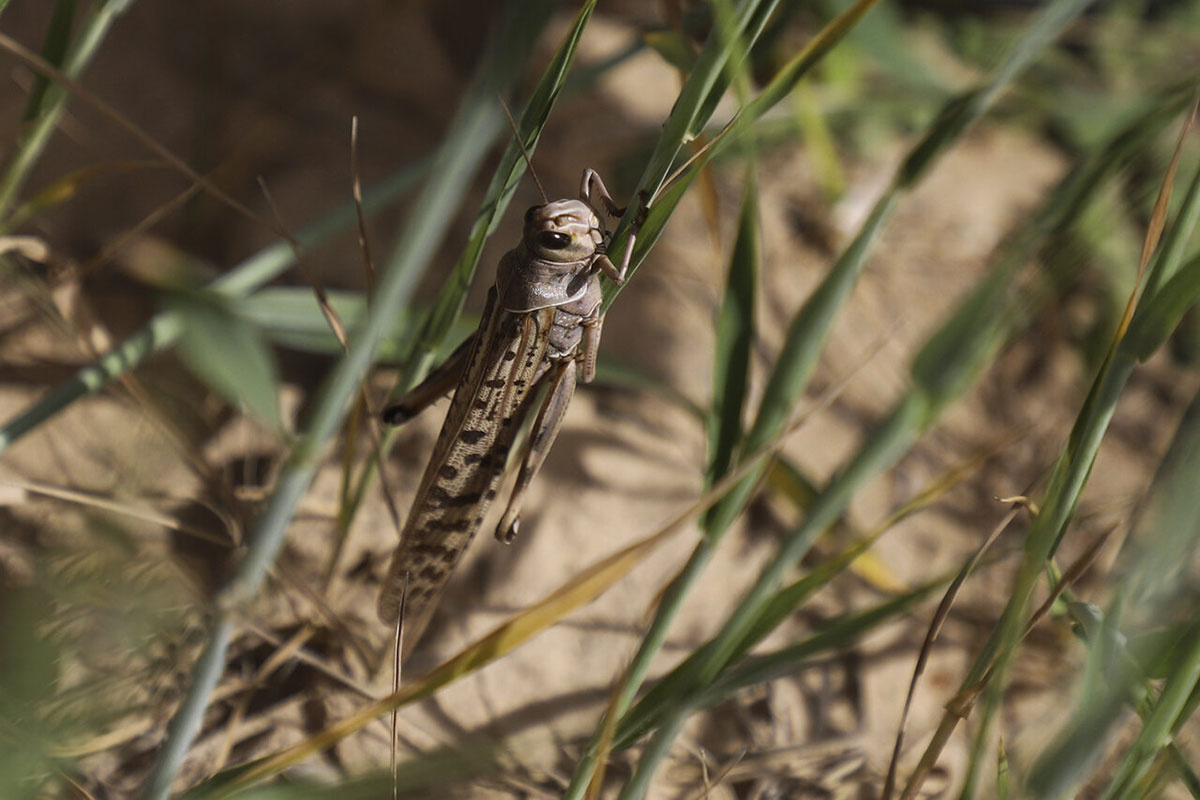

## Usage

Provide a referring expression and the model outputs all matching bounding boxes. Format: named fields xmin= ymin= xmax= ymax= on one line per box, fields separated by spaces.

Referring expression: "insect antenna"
xmin=499 ymin=95 xmax=548 ymax=204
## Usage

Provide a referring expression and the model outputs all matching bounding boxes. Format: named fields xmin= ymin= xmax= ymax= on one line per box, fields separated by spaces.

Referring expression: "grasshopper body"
xmin=378 ymin=170 xmax=634 ymax=652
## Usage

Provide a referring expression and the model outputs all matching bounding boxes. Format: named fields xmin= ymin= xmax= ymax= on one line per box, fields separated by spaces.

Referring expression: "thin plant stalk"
xmin=136 ymin=4 xmax=558 ymax=796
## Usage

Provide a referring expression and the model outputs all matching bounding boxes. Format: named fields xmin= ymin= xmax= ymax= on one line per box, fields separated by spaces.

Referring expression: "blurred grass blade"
xmin=242 ymin=287 xmax=478 ymax=361
xmin=242 ymin=288 xmax=386 ymax=354
xmin=22 ymin=0 xmax=76 ymax=122
xmin=138 ymin=4 xmax=559 ymax=797
xmin=643 ymin=29 xmax=695 ymax=73
xmin=595 ymin=0 xmax=794 ymax=300
xmin=700 ymin=576 xmax=947 ymax=705
xmin=1104 ymin=624 xmax=1200 ymax=800
xmin=1124 ymin=250 xmax=1200 ymax=361
xmin=705 ymin=164 xmax=758 ymax=490
xmin=902 ymin=94 xmax=1197 ymax=800
xmin=397 ymin=0 xmax=597 ymax=389
xmin=602 ymin=0 xmax=883 ymax=301
xmin=0 ymin=158 xmax=428 ymax=454
xmin=1026 ymin=381 xmax=1200 ymax=799
xmin=617 ymin=3 xmax=1103 ymax=790
xmin=0 ymin=0 xmax=136 ymax=217
xmin=166 ymin=289 xmax=282 ymax=431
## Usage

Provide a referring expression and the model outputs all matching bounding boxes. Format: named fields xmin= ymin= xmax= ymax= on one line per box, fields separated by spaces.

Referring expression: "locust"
xmin=377 ymin=169 xmax=638 ymax=652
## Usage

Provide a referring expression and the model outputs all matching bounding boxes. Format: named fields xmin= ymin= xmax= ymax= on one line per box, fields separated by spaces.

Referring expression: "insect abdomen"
xmin=377 ymin=299 xmax=553 ymax=643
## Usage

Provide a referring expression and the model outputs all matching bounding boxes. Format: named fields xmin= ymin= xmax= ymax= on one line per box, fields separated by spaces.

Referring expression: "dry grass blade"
xmin=350 ymin=116 xmax=377 ymax=298
xmin=881 ymin=502 xmax=1022 ymax=800
xmin=1115 ymin=92 xmax=1199 ymax=339
xmin=391 ymin=576 xmax=407 ymax=800
xmin=680 ymin=747 xmax=746 ymax=800
xmin=256 ymin=177 xmax=349 ymax=352
xmin=896 ymin=524 xmax=1120 ymax=800
xmin=253 ymin=172 xmax=407 ymax=545
xmin=0 ymin=32 xmax=288 ymax=240
xmin=1 ymin=477 xmax=235 ymax=547
xmin=252 ymin=143 xmax=411 ymax=575
xmin=222 ymin=520 xmax=690 ymax=790
xmin=240 ymin=620 xmax=377 ymax=700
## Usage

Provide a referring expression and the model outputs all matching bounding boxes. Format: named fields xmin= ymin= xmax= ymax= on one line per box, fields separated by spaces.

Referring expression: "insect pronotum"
xmin=377 ymin=168 xmax=637 ymax=653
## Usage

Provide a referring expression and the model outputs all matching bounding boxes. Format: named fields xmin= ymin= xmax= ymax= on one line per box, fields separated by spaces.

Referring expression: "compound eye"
xmin=537 ymin=231 xmax=571 ymax=250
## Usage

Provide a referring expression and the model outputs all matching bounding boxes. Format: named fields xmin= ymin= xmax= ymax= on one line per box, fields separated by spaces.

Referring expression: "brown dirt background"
xmin=1 ymin=2 xmax=1197 ymax=797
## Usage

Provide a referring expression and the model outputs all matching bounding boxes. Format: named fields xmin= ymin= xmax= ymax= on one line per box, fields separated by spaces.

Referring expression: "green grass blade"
xmin=599 ymin=0 xmax=884 ymax=308
xmin=903 ymin=111 xmax=1197 ymax=800
xmin=0 ymin=158 xmax=427 ymax=454
xmin=0 ymin=0 xmax=136 ymax=217
xmin=167 ymin=289 xmax=282 ymax=431
xmin=705 ymin=164 xmax=758 ymax=490
xmin=1026 ymin=381 xmax=1200 ymax=798
xmin=615 ymin=5 xmax=1106 ymax=788
xmin=22 ymin=0 xmax=76 ymax=122
xmin=137 ymin=4 xmax=557 ymax=796
xmin=1124 ymin=249 xmax=1200 ymax=362
xmin=1105 ymin=624 xmax=1200 ymax=800
xmin=618 ymin=576 xmax=946 ymax=798
xmin=564 ymin=6 xmax=878 ymax=794
xmin=700 ymin=577 xmax=947 ymax=705
xmin=594 ymin=0 xmax=782 ymax=299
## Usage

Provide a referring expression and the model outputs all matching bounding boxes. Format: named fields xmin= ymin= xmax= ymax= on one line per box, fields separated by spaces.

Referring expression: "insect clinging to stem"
xmin=377 ymin=157 xmax=641 ymax=653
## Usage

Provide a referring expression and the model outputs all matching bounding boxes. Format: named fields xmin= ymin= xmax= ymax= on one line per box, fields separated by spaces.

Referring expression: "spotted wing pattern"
xmin=378 ymin=287 xmax=554 ymax=648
